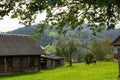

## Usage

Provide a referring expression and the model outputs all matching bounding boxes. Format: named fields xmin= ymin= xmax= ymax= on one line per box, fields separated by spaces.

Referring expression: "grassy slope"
xmin=0 ymin=62 xmax=118 ymax=80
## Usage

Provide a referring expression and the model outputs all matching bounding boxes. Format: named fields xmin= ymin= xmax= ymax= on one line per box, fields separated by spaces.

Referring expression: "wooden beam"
xmin=28 ymin=56 xmax=30 ymax=67
xmin=4 ymin=57 xmax=6 ymax=72
xmin=118 ymin=48 xmax=120 ymax=79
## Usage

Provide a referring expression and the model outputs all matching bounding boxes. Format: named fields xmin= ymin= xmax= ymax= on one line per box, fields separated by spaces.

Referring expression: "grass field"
xmin=0 ymin=62 xmax=118 ymax=80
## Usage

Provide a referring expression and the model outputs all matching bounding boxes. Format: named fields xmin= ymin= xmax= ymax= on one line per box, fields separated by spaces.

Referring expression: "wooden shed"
xmin=41 ymin=55 xmax=64 ymax=69
xmin=112 ymin=35 xmax=120 ymax=47
xmin=112 ymin=35 xmax=120 ymax=78
xmin=112 ymin=35 xmax=120 ymax=59
xmin=0 ymin=34 xmax=45 ymax=75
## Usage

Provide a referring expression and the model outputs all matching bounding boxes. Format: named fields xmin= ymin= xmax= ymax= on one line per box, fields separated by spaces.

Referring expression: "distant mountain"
xmin=81 ymin=27 xmax=120 ymax=41
xmin=97 ymin=29 xmax=120 ymax=40
xmin=7 ymin=25 xmax=37 ymax=34
xmin=7 ymin=25 xmax=58 ymax=46
xmin=6 ymin=25 xmax=120 ymax=46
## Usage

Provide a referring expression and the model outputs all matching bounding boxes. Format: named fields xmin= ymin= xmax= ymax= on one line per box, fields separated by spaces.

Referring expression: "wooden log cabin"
xmin=112 ymin=35 xmax=120 ymax=47
xmin=0 ymin=34 xmax=45 ymax=75
xmin=41 ymin=55 xmax=64 ymax=69
xmin=112 ymin=35 xmax=120 ymax=59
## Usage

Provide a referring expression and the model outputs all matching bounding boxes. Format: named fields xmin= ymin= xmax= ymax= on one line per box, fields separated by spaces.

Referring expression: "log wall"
xmin=0 ymin=55 xmax=41 ymax=75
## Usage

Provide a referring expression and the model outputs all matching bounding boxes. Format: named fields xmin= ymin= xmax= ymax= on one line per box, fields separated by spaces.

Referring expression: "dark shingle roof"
xmin=112 ymin=35 xmax=120 ymax=46
xmin=0 ymin=34 xmax=45 ymax=56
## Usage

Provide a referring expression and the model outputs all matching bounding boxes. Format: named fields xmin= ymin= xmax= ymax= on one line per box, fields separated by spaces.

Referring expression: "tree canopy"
xmin=0 ymin=0 xmax=120 ymax=34
xmin=91 ymin=37 xmax=113 ymax=60
xmin=56 ymin=37 xmax=80 ymax=66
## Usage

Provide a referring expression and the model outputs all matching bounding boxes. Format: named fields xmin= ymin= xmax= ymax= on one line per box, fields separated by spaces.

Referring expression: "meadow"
xmin=0 ymin=62 xmax=118 ymax=80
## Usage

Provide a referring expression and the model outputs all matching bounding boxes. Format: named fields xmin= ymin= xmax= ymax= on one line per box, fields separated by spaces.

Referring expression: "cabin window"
xmin=29 ymin=57 xmax=35 ymax=67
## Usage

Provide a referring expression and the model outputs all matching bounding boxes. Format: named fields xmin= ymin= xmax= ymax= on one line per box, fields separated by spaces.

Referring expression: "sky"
xmin=0 ymin=12 xmax=46 ymax=32
xmin=0 ymin=13 xmax=120 ymax=32
xmin=0 ymin=16 xmax=24 ymax=32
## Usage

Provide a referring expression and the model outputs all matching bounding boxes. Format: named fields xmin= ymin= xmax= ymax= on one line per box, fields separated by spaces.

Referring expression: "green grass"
xmin=0 ymin=62 xmax=118 ymax=80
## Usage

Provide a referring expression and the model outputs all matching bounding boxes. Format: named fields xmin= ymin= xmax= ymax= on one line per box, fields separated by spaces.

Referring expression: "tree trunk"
xmin=69 ymin=59 xmax=72 ymax=66
xmin=69 ymin=52 xmax=72 ymax=66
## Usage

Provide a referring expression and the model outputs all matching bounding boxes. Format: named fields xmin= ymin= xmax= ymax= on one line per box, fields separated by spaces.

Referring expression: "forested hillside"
xmin=7 ymin=25 xmax=120 ymax=46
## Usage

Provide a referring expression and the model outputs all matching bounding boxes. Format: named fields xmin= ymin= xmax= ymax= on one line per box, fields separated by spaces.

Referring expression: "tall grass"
xmin=0 ymin=62 xmax=118 ymax=80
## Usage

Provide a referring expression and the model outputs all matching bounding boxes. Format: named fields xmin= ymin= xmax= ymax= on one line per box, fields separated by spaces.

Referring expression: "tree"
xmin=84 ymin=53 xmax=95 ymax=64
xmin=0 ymin=0 xmax=120 ymax=34
xmin=91 ymin=40 xmax=106 ymax=60
xmin=101 ymin=37 xmax=113 ymax=55
xmin=91 ymin=37 xmax=113 ymax=61
xmin=45 ymin=44 xmax=56 ymax=54
xmin=56 ymin=38 xmax=80 ymax=66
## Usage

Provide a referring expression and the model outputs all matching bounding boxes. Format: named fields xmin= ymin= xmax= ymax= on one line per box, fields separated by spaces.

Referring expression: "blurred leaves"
xmin=0 ymin=0 xmax=120 ymax=35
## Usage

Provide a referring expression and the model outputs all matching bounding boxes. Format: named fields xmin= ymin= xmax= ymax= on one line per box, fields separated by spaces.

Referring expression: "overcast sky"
xmin=0 ymin=12 xmax=119 ymax=32
xmin=0 ymin=16 xmax=24 ymax=32
xmin=0 ymin=12 xmax=46 ymax=32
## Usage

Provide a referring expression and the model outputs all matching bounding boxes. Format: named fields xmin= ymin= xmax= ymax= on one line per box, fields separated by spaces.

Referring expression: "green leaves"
xmin=32 ymin=23 xmax=47 ymax=40
xmin=0 ymin=0 xmax=120 ymax=35
xmin=55 ymin=37 xmax=80 ymax=66
xmin=11 ymin=12 xmax=18 ymax=18
xmin=91 ymin=37 xmax=113 ymax=60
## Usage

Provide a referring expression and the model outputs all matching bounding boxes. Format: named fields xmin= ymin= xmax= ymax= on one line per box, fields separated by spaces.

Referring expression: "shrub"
xmin=104 ymin=55 xmax=113 ymax=61
xmin=84 ymin=53 xmax=95 ymax=63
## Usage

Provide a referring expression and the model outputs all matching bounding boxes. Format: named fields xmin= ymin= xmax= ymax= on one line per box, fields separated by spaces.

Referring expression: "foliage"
xmin=91 ymin=37 xmax=113 ymax=61
xmin=55 ymin=37 xmax=80 ymax=66
xmin=45 ymin=44 xmax=56 ymax=54
xmin=1 ymin=0 xmax=120 ymax=34
xmin=91 ymin=40 xmax=106 ymax=60
xmin=104 ymin=55 xmax=113 ymax=61
xmin=77 ymin=53 xmax=83 ymax=62
xmin=0 ymin=62 xmax=118 ymax=80
xmin=48 ymin=32 xmax=59 ymax=37
xmin=84 ymin=53 xmax=95 ymax=62
xmin=101 ymin=37 xmax=113 ymax=55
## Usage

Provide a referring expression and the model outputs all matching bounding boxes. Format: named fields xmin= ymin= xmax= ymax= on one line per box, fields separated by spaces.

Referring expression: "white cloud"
xmin=0 ymin=16 xmax=24 ymax=32
xmin=115 ymin=22 xmax=120 ymax=29
xmin=0 ymin=11 xmax=46 ymax=32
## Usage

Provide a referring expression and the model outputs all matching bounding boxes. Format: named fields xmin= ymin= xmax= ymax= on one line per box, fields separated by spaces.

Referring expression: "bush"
xmin=84 ymin=53 xmax=95 ymax=63
xmin=78 ymin=53 xmax=85 ymax=62
xmin=104 ymin=55 xmax=113 ymax=61
xmin=77 ymin=53 xmax=82 ymax=63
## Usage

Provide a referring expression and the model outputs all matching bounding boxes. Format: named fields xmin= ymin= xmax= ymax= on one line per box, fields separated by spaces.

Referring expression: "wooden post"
xmin=118 ymin=48 xmax=120 ymax=79
xmin=53 ymin=60 xmax=55 ymax=68
xmin=20 ymin=56 xmax=22 ymax=73
xmin=28 ymin=56 xmax=30 ymax=66
xmin=4 ymin=57 xmax=6 ymax=72
xmin=39 ymin=55 xmax=41 ymax=70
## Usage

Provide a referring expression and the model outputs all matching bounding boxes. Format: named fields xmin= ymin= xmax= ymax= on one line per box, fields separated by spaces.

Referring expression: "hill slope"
xmin=6 ymin=25 xmax=120 ymax=46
